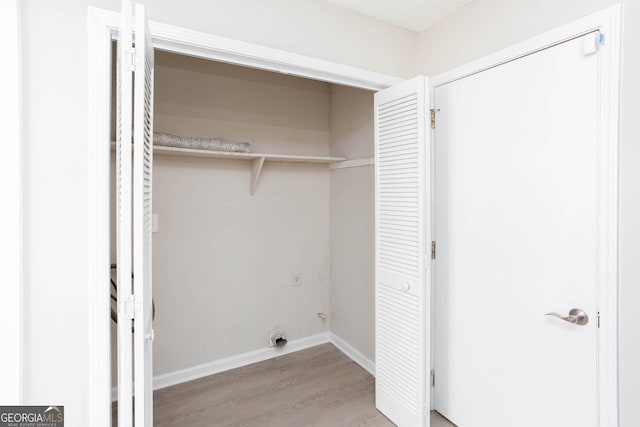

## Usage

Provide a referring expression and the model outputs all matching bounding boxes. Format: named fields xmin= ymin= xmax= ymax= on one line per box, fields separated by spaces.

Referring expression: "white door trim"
xmin=0 ymin=0 xmax=23 ymax=406
xmin=429 ymin=5 xmax=622 ymax=426
xmin=87 ymin=6 xmax=401 ymax=425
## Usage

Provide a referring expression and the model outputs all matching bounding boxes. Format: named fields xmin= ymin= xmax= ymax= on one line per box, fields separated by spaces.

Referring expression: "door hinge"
xmin=120 ymin=294 xmax=141 ymax=320
xmin=125 ymin=47 xmax=136 ymax=71
xmin=431 ymin=369 xmax=435 ymax=387
xmin=430 ymin=108 xmax=440 ymax=129
xmin=597 ymin=311 xmax=600 ymax=328
xmin=431 ymin=241 xmax=436 ymax=259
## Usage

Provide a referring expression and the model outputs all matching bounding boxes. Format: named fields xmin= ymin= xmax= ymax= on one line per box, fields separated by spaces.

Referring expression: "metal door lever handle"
xmin=545 ymin=308 xmax=589 ymax=326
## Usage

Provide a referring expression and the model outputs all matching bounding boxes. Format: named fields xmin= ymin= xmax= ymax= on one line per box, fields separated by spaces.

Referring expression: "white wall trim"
xmin=595 ymin=7 xmax=622 ymax=427
xmin=151 ymin=23 xmax=402 ymax=91
xmin=431 ymin=6 xmax=621 ymax=90
xmin=87 ymin=6 xmax=116 ymax=424
xmin=89 ymin=8 xmax=402 ymax=92
xmin=330 ymin=333 xmax=375 ymax=376
xmin=111 ymin=332 xmax=332 ymax=400
xmin=88 ymin=6 xmax=399 ymax=424
xmin=429 ymin=5 xmax=622 ymax=426
xmin=0 ymin=0 xmax=23 ymax=405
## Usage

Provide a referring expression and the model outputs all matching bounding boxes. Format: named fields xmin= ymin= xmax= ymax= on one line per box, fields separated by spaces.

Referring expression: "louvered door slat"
xmin=375 ymin=76 xmax=430 ymax=427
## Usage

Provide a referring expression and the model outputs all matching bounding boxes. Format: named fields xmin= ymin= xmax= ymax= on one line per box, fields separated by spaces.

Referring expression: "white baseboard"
xmin=111 ymin=332 xmax=332 ymax=401
xmin=329 ymin=333 xmax=375 ymax=376
xmin=110 ymin=331 xmax=376 ymax=401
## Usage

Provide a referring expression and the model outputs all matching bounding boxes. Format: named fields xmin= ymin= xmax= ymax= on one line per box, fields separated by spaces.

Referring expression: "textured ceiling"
xmin=323 ymin=0 xmax=473 ymax=32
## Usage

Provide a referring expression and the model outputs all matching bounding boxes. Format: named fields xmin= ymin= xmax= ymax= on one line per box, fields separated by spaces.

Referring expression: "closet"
xmin=109 ymin=45 xmax=377 ymax=410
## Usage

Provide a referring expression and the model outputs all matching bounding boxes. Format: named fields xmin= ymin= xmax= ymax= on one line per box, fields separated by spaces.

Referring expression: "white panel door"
xmin=133 ymin=3 xmax=155 ymax=426
xmin=375 ymin=76 xmax=430 ymax=427
xmin=434 ymin=34 xmax=599 ymax=427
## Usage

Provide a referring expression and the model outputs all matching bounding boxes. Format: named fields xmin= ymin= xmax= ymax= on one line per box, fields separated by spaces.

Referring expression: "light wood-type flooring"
xmin=113 ymin=343 xmax=455 ymax=426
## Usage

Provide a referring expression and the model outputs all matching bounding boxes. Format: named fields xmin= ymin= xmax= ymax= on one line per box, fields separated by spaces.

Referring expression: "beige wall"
xmin=329 ymin=85 xmax=375 ymax=361
xmin=152 ymin=52 xmax=333 ymax=156
xmin=19 ymin=0 xmax=415 ymax=424
xmin=150 ymin=157 xmax=331 ymax=374
xmin=417 ymin=1 xmax=640 ymax=425
xmin=140 ymin=0 xmax=418 ymax=79
xmin=418 ymin=0 xmax=619 ymax=75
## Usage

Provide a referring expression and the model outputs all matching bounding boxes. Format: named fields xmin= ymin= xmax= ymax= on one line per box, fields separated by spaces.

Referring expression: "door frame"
xmin=0 ymin=0 xmax=23 ymax=406
xmin=86 ymin=6 xmax=401 ymax=425
xmin=429 ymin=5 xmax=622 ymax=426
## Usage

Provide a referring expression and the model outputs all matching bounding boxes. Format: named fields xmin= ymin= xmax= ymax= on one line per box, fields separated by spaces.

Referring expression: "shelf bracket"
xmin=250 ymin=156 xmax=266 ymax=195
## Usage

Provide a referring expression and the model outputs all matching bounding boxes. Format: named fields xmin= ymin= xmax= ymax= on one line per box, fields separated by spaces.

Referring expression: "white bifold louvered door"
xmin=133 ymin=3 xmax=155 ymax=426
xmin=374 ymin=76 xmax=430 ymax=427
xmin=116 ymin=1 xmax=154 ymax=426
xmin=116 ymin=1 xmax=134 ymax=425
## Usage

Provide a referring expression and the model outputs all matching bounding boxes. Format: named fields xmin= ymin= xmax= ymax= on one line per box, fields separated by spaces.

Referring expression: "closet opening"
xmin=109 ymin=44 xmax=386 ymax=425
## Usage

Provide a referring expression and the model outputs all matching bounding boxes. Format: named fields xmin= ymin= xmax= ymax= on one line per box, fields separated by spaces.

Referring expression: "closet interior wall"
xmin=329 ymin=85 xmax=375 ymax=362
xmin=110 ymin=48 xmax=375 ymax=383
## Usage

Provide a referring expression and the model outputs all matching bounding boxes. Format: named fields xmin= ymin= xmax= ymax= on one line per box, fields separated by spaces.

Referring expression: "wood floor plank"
xmin=113 ymin=343 xmax=456 ymax=426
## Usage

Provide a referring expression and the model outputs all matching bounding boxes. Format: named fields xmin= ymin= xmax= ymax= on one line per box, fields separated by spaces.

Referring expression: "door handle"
xmin=545 ymin=308 xmax=589 ymax=326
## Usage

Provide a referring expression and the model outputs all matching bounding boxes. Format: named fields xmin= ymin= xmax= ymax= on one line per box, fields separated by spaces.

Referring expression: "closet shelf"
xmin=111 ymin=143 xmax=346 ymax=195
xmin=152 ymin=145 xmax=345 ymax=164
xmin=154 ymin=146 xmax=345 ymax=195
